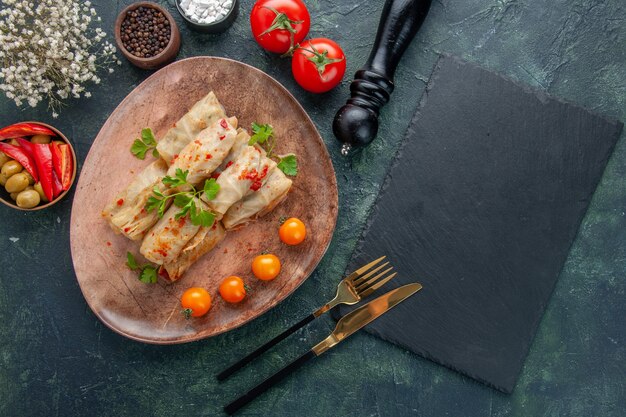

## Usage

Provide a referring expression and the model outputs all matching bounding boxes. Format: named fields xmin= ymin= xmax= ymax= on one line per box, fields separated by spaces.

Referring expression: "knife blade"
xmin=224 ymin=283 xmax=423 ymax=415
xmin=311 ymin=282 xmax=422 ymax=356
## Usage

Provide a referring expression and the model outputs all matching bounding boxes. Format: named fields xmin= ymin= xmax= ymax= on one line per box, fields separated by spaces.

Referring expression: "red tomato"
xmin=250 ymin=0 xmax=310 ymax=54
xmin=292 ymin=38 xmax=346 ymax=93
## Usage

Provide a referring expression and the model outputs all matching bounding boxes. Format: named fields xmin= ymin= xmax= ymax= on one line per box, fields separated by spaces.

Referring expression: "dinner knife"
xmin=224 ymin=282 xmax=423 ymax=415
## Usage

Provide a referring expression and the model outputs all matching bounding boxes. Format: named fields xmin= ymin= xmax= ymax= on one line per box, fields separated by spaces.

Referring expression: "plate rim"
xmin=70 ymin=56 xmax=338 ymax=344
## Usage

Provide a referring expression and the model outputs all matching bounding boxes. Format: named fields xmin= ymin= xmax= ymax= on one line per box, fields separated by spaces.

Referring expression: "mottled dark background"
xmin=0 ymin=0 xmax=624 ymax=416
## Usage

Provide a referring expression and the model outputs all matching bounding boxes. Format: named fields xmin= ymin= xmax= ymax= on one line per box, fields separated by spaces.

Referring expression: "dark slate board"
xmin=334 ymin=54 xmax=623 ymax=393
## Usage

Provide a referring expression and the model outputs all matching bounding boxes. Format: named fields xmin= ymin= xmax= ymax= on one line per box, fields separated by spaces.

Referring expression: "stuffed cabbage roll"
xmin=102 ymin=159 xmax=169 ymax=240
xmin=156 ymin=91 xmax=227 ymax=165
xmin=203 ymin=146 xmax=276 ymax=217
xmin=167 ymin=117 xmax=238 ymax=186
xmin=160 ymin=223 xmax=226 ymax=282
xmin=222 ymin=167 xmax=292 ymax=229
xmin=139 ymin=198 xmax=208 ymax=264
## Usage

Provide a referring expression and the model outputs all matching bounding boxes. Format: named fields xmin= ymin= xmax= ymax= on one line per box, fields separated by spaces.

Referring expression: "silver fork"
xmin=217 ymin=256 xmax=396 ymax=381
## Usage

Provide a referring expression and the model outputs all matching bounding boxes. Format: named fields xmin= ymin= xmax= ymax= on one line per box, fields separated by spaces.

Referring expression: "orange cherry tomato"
xmin=252 ymin=254 xmax=281 ymax=281
xmin=181 ymin=287 xmax=212 ymax=318
xmin=279 ymin=217 xmax=306 ymax=245
xmin=219 ymin=276 xmax=247 ymax=303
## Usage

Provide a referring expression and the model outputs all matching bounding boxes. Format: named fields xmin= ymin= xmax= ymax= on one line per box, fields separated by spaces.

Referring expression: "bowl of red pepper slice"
xmin=0 ymin=122 xmax=77 ymax=211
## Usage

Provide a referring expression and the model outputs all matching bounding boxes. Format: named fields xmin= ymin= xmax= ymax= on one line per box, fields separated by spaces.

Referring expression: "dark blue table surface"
xmin=0 ymin=1 xmax=624 ymax=416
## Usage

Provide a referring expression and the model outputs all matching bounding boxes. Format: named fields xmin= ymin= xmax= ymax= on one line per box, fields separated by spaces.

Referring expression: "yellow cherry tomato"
xmin=252 ymin=254 xmax=281 ymax=281
xmin=219 ymin=276 xmax=247 ymax=303
xmin=181 ymin=287 xmax=212 ymax=318
xmin=279 ymin=217 xmax=306 ymax=245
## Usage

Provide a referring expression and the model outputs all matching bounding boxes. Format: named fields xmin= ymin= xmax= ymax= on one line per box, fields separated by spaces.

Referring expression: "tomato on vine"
xmin=292 ymin=38 xmax=346 ymax=93
xmin=250 ymin=0 xmax=310 ymax=54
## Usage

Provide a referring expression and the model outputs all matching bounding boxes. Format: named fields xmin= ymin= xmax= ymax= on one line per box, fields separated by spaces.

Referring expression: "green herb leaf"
xmin=141 ymin=128 xmax=156 ymax=146
xmin=157 ymin=199 xmax=167 ymax=218
xmin=203 ymin=178 xmax=220 ymax=200
xmin=152 ymin=186 xmax=164 ymax=198
xmin=175 ymin=202 xmax=192 ymax=220
xmin=249 ymin=123 xmax=274 ymax=146
xmin=126 ymin=252 xmax=139 ymax=271
xmin=131 ymin=127 xmax=158 ymax=160
xmin=175 ymin=168 xmax=188 ymax=183
xmin=174 ymin=193 xmax=192 ymax=208
xmin=163 ymin=168 xmax=189 ymax=187
xmin=131 ymin=139 xmax=149 ymax=159
xmin=139 ymin=266 xmax=158 ymax=284
xmin=190 ymin=204 xmax=215 ymax=227
xmin=145 ymin=195 xmax=162 ymax=212
xmin=277 ymin=154 xmax=298 ymax=176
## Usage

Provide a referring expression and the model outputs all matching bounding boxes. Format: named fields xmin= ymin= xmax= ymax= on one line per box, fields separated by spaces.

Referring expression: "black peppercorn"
xmin=120 ymin=6 xmax=171 ymax=58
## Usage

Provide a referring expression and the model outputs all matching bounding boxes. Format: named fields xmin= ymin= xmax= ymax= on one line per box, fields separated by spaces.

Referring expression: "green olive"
xmin=31 ymin=134 xmax=52 ymax=144
xmin=0 ymin=173 xmax=8 ymax=187
xmin=33 ymin=182 xmax=49 ymax=203
xmin=0 ymin=152 xmax=9 ymax=167
xmin=16 ymin=189 xmax=40 ymax=208
xmin=23 ymin=171 xmax=35 ymax=185
xmin=1 ymin=160 xmax=23 ymax=177
xmin=5 ymin=172 xmax=30 ymax=193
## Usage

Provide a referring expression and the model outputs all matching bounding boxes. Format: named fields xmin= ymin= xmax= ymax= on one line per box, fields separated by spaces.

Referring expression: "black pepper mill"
xmin=333 ymin=0 xmax=432 ymax=155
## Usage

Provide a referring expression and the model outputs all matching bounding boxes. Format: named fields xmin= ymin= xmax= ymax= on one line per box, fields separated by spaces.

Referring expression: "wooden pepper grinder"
xmin=333 ymin=0 xmax=432 ymax=155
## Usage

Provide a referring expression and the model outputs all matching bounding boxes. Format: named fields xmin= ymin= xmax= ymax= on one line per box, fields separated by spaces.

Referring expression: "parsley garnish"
xmin=146 ymin=168 xmax=219 ymax=227
xmin=131 ymin=128 xmax=159 ymax=159
xmin=277 ymin=154 xmax=298 ymax=176
xmin=126 ymin=252 xmax=158 ymax=284
xmin=248 ymin=123 xmax=298 ymax=177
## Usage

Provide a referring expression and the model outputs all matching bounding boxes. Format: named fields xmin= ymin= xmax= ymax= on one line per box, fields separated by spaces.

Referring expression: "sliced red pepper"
xmin=51 ymin=142 xmax=73 ymax=190
xmin=15 ymin=137 xmax=36 ymax=158
xmin=32 ymin=143 xmax=54 ymax=201
xmin=0 ymin=122 xmax=56 ymax=140
xmin=51 ymin=170 xmax=63 ymax=199
xmin=0 ymin=142 xmax=38 ymax=181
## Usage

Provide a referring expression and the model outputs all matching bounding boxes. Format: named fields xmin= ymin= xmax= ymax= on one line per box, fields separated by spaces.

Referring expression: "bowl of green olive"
xmin=0 ymin=121 xmax=77 ymax=211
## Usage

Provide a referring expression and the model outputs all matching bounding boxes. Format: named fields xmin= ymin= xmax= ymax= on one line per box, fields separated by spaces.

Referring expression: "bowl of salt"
xmin=176 ymin=0 xmax=239 ymax=33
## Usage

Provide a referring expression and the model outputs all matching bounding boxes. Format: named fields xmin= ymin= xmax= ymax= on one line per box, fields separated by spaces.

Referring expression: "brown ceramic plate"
xmin=70 ymin=57 xmax=338 ymax=344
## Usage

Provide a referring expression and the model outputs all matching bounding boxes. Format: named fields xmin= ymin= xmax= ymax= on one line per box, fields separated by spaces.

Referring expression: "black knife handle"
xmin=333 ymin=0 xmax=432 ymax=154
xmin=224 ymin=350 xmax=317 ymax=415
xmin=216 ymin=313 xmax=316 ymax=381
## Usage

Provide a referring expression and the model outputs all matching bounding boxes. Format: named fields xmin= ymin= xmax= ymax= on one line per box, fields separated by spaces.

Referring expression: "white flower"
xmin=0 ymin=0 xmax=118 ymax=115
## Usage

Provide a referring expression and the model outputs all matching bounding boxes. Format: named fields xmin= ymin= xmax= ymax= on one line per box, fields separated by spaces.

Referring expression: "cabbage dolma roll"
xmin=167 ymin=117 xmax=238 ymax=186
xmin=160 ymin=223 xmax=226 ymax=282
xmin=222 ymin=167 xmax=292 ymax=230
xmin=156 ymin=91 xmax=227 ymax=165
xmin=102 ymin=159 xmax=169 ymax=240
xmin=202 ymin=146 xmax=276 ymax=217
xmin=139 ymin=197 xmax=208 ymax=265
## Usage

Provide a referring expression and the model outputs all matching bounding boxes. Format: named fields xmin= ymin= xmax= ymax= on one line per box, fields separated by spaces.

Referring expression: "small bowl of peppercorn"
xmin=115 ymin=2 xmax=181 ymax=70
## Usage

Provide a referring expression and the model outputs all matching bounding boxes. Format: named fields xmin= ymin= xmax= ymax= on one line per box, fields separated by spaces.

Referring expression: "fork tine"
xmin=355 ymin=267 xmax=393 ymax=291
xmin=357 ymin=272 xmax=397 ymax=298
xmin=351 ymin=262 xmax=390 ymax=286
xmin=345 ymin=256 xmax=386 ymax=281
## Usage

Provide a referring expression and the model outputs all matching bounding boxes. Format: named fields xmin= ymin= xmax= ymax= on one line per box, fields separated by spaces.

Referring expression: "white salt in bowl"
xmin=176 ymin=0 xmax=239 ymax=33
